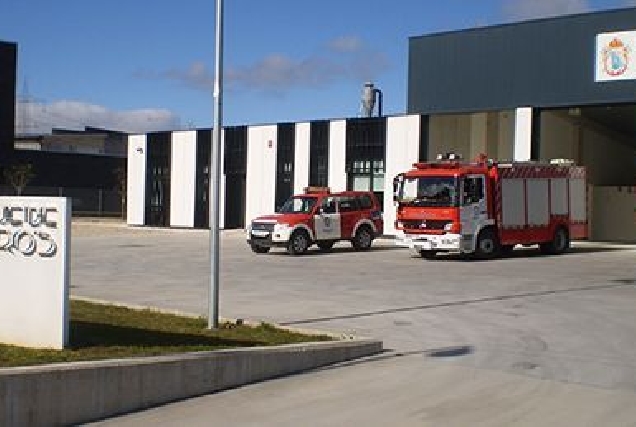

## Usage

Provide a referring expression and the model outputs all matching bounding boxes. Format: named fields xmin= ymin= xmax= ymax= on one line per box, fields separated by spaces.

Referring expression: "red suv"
xmin=247 ymin=188 xmax=383 ymax=255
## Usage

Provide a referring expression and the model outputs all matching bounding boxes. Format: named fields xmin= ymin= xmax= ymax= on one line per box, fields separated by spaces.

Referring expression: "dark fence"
xmin=0 ymin=185 xmax=124 ymax=217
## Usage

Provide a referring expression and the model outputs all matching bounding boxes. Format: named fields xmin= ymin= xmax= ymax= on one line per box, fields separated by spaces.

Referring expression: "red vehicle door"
xmin=337 ymin=195 xmax=358 ymax=238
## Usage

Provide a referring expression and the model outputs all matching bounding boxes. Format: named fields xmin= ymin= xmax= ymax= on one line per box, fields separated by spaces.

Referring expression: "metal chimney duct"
xmin=361 ymin=82 xmax=376 ymax=117
xmin=361 ymin=81 xmax=383 ymax=118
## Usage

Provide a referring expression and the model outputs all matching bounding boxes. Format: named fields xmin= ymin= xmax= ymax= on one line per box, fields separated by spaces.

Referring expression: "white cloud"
xmin=138 ymin=35 xmax=390 ymax=95
xmin=15 ymin=99 xmax=181 ymax=134
xmin=161 ymin=61 xmax=214 ymax=92
xmin=328 ymin=36 xmax=364 ymax=53
xmin=502 ymin=0 xmax=591 ymax=21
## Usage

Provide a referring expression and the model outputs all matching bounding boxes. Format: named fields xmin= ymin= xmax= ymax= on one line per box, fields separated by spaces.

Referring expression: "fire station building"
xmin=127 ymin=7 xmax=636 ymax=242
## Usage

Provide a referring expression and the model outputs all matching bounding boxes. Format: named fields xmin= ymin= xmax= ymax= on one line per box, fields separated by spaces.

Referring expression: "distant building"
xmin=15 ymin=127 xmax=127 ymax=157
xmin=0 ymin=41 xmax=17 ymax=164
xmin=1 ymin=41 xmax=124 ymax=215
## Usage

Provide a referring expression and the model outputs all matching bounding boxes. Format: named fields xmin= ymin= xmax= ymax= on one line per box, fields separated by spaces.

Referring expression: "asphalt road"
xmin=73 ymin=224 xmax=636 ymax=426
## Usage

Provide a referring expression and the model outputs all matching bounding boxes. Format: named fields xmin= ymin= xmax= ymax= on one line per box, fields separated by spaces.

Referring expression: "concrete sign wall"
xmin=0 ymin=197 xmax=70 ymax=349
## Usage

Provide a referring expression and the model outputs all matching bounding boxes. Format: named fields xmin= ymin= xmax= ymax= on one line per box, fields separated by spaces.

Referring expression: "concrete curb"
xmin=0 ymin=339 xmax=382 ymax=426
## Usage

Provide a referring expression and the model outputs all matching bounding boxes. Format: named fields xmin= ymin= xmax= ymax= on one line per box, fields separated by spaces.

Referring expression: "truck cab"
xmin=394 ymin=159 xmax=492 ymax=258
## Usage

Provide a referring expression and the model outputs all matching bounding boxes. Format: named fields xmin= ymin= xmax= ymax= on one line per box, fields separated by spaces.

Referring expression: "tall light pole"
xmin=209 ymin=0 xmax=224 ymax=329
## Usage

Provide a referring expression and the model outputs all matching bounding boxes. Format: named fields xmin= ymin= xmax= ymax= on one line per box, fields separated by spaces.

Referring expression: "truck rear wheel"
xmin=475 ymin=228 xmax=499 ymax=259
xmin=540 ymin=227 xmax=570 ymax=255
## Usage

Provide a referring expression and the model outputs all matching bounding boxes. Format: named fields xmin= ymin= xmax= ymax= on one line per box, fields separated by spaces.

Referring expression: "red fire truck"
xmin=393 ymin=154 xmax=587 ymax=259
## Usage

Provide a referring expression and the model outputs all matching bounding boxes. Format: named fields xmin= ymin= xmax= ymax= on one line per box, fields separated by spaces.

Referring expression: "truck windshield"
xmin=399 ymin=177 xmax=458 ymax=207
xmin=278 ymin=196 xmax=317 ymax=214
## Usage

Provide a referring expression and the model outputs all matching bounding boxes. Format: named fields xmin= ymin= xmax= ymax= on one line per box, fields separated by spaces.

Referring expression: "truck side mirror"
xmin=393 ymin=174 xmax=404 ymax=202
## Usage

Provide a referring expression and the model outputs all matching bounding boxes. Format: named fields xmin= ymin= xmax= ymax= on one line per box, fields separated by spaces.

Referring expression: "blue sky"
xmin=4 ymin=0 xmax=636 ymax=133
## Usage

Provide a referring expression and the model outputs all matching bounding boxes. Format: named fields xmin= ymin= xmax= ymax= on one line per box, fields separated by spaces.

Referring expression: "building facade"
xmin=407 ymin=7 xmax=636 ymax=241
xmin=127 ymin=116 xmax=425 ymax=235
xmin=128 ymin=8 xmax=636 ymax=242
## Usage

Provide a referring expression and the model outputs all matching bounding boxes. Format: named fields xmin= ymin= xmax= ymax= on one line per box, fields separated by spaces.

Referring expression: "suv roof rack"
xmin=304 ymin=186 xmax=331 ymax=194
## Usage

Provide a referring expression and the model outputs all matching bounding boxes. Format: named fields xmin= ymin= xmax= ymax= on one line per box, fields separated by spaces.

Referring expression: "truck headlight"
xmin=444 ymin=222 xmax=454 ymax=231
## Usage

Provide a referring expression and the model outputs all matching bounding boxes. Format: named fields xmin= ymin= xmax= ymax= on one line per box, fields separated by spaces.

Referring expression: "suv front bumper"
xmin=246 ymin=227 xmax=292 ymax=248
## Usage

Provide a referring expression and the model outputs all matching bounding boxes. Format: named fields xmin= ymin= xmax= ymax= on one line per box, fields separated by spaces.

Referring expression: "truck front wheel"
xmin=475 ymin=228 xmax=500 ymax=259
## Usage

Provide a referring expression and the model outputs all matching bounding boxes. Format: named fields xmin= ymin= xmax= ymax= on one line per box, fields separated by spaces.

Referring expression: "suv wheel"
xmin=352 ymin=226 xmax=373 ymax=251
xmin=287 ymin=230 xmax=310 ymax=255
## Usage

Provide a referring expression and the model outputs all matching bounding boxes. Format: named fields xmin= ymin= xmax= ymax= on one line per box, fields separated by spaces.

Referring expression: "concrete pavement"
xmin=88 ymin=352 xmax=636 ymax=427
xmin=70 ymin=223 xmax=636 ymax=426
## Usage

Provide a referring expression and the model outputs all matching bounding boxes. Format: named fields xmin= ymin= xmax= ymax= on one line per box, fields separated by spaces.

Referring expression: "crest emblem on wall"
xmin=601 ymin=37 xmax=630 ymax=77
xmin=595 ymin=31 xmax=636 ymax=82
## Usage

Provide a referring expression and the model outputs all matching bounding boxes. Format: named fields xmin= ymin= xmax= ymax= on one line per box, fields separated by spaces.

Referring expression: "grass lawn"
xmin=0 ymin=300 xmax=333 ymax=368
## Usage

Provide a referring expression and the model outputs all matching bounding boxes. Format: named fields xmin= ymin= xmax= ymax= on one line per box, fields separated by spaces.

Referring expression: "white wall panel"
xmin=245 ymin=125 xmax=277 ymax=224
xmin=170 ymin=131 xmax=197 ymax=227
xmin=220 ymin=129 xmax=226 ymax=229
xmin=294 ymin=122 xmax=310 ymax=195
xmin=385 ymin=115 xmax=421 ymax=236
xmin=513 ymin=107 xmax=533 ymax=161
xmin=329 ymin=120 xmax=347 ymax=191
xmin=219 ymin=129 xmax=225 ymax=228
xmin=127 ymin=135 xmax=147 ymax=225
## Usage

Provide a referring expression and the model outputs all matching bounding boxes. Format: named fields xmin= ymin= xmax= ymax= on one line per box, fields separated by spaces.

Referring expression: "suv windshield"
xmin=278 ymin=196 xmax=317 ymax=214
xmin=399 ymin=177 xmax=458 ymax=207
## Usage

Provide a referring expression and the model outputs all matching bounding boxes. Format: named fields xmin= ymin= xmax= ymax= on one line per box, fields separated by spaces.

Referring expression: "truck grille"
xmin=402 ymin=219 xmax=450 ymax=231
